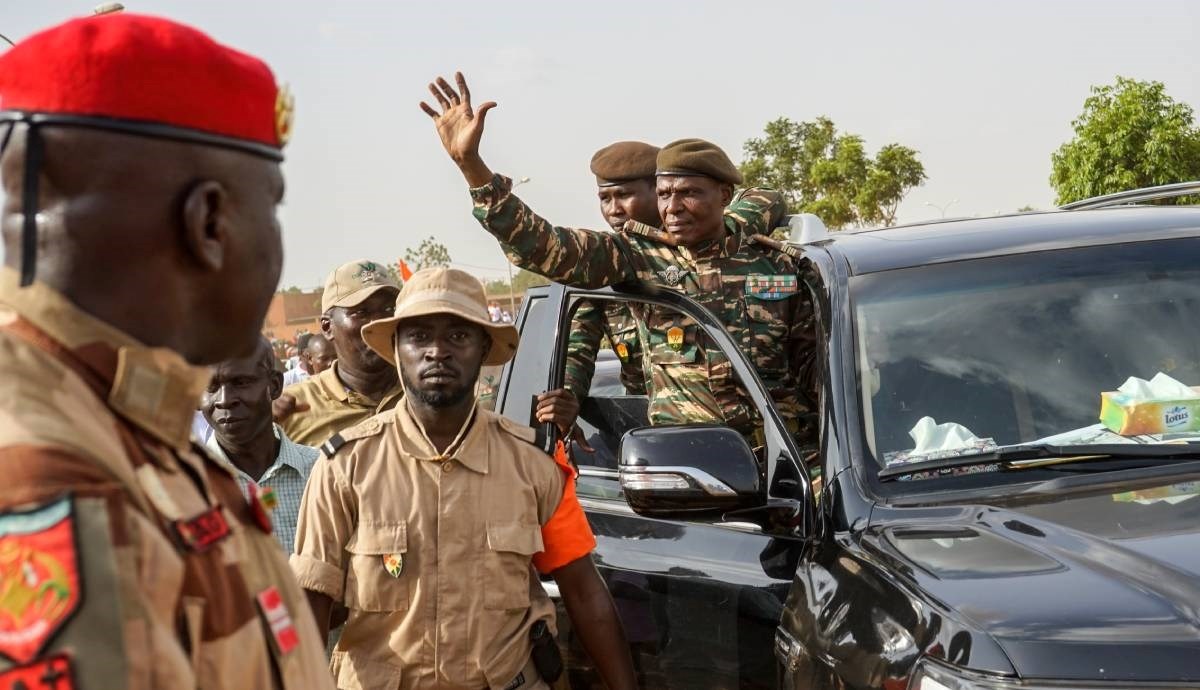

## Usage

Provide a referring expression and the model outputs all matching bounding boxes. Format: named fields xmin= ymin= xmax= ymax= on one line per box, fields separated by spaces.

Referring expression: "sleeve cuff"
xmin=468 ymin=173 xmax=513 ymax=204
xmin=289 ymin=553 xmax=345 ymax=601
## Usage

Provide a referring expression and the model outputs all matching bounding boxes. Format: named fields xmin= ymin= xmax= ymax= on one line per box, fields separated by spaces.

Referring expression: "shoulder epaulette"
xmin=747 ymin=233 xmax=803 ymax=259
xmin=319 ymin=414 xmax=387 ymax=459
xmin=493 ymin=413 xmax=538 ymax=445
xmin=620 ymin=220 xmax=678 ymax=247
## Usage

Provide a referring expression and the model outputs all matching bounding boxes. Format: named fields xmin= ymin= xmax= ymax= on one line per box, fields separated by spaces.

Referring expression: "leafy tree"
xmin=1051 ymin=77 xmax=1200 ymax=205
xmin=740 ymin=116 xmax=926 ymax=229
xmin=403 ymin=236 xmax=452 ymax=270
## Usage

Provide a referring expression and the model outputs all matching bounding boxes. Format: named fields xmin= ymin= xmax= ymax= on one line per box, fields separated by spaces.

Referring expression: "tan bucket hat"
xmin=321 ymin=259 xmax=400 ymax=313
xmin=360 ymin=267 xmax=519 ymax=367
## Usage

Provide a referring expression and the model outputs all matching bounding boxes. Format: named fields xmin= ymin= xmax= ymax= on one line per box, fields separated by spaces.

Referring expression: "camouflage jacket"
xmin=564 ymin=300 xmax=645 ymax=399
xmin=471 ymin=174 xmax=817 ymax=436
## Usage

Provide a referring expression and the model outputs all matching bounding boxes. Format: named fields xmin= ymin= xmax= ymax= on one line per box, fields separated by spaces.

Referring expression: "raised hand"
xmin=420 ymin=72 xmax=496 ymax=186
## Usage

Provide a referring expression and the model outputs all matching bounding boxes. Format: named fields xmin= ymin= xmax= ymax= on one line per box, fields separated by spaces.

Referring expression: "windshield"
xmin=854 ymin=237 xmax=1200 ymax=472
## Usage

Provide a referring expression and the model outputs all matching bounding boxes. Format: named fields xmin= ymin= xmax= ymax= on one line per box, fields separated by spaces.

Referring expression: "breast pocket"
xmin=484 ymin=521 xmax=543 ymax=610
xmin=344 ymin=521 xmax=409 ymax=612
xmin=745 ymin=295 xmax=790 ymax=378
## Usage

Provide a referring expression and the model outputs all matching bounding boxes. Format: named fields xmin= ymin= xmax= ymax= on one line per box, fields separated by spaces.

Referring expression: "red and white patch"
xmin=0 ymin=499 xmax=81 ymax=665
xmin=255 ymin=586 xmax=298 ymax=656
xmin=171 ymin=505 xmax=231 ymax=552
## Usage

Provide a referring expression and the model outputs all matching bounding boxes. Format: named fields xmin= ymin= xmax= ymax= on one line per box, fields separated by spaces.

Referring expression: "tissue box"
xmin=1100 ymin=389 xmax=1200 ymax=435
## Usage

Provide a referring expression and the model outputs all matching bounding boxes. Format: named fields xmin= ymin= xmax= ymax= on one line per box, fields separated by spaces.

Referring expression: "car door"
xmin=551 ymin=287 xmax=807 ymax=690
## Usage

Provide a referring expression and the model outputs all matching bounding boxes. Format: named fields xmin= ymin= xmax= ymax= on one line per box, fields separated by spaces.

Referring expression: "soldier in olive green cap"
xmin=422 ymin=73 xmax=817 ymax=445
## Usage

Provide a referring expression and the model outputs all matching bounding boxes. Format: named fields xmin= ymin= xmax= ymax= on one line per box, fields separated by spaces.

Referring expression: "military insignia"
xmin=0 ymin=654 xmax=75 ymax=689
xmin=353 ymin=262 xmax=381 ymax=283
xmin=666 ymin=326 xmax=685 ymax=352
xmin=383 ymin=553 xmax=404 ymax=578
xmin=255 ymin=586 xmax=299 ymax=656
xmin=172 ymin=506 xmax=231 ymax=552
xmin=656 ymin=265 xmax=687 ymax=286
xmin=745 ymin=274 xmax=798 ymax=301
xmin=615 ymin=342 xmax=629 ymax=361
xmin=274 ymin=84 xmax=294 ymax=146
xmin=0 ymin=498 xmax=82 ymax=665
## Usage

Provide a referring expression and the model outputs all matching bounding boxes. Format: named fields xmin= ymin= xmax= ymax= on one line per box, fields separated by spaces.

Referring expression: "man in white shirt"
xmin=202 ymin=336 xmax=319 ymax=551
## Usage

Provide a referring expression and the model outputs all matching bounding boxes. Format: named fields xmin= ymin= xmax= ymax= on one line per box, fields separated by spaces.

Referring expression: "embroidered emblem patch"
xmin=666 ymin=326 xmax=685 ymax=352
xmin=353 ymin=262 xmax=381 ymax=283
xmin=656 ymin=265 xmax=687 ymax=286
xmin=383 ymin=554 xmax=404 ymax=578
xmin=172 ymin=506 xmax=231 ymax=552
xmin=615 ymin=342 xmax=629 ymax=361
xmin=0 ymin=653 xmax=75 ymax=690
xmin=247 ymin=483 xmax=275 ymax=536
xmin=255 ymin=587 xmax=298 ymax=656
xmin=0 ymin=498 xmax=81 ymax=665
xmin=744 ymin=274 xmax=798 ymax=301
xmin=274 ymin=84 xmax=294 ymax=146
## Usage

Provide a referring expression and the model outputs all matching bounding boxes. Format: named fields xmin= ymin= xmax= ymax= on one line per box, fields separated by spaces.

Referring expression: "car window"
xmin=498 ymin=294 xmax=552 ymax=427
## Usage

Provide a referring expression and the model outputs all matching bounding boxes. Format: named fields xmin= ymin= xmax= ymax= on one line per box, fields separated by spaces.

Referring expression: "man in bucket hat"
xmin=292 ymin=268 xmax=637 ymax=690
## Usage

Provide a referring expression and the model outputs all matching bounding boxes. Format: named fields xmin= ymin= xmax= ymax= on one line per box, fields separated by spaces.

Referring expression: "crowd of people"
xmin=0 ymin=11 xmax=817 ymax=690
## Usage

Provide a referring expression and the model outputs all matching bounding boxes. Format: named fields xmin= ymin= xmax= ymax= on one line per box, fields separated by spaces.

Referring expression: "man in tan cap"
xmin=421 ymin=73 xmax=817 ymax=446
xmin=275 ymin=259 xmax=405 ymax=446
xmin=292 ymin=267 xmax=638 ymax=690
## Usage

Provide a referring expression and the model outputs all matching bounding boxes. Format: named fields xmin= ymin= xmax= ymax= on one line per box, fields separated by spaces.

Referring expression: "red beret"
xmin=0 ymin=13 xmax=290 ymax=159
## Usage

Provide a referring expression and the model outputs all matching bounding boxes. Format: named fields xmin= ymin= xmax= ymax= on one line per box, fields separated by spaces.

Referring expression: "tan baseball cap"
xmin=321 ymin=259 xmax=400 ymax=313
xmin=361 ymin=267 xmax=519 ymax=367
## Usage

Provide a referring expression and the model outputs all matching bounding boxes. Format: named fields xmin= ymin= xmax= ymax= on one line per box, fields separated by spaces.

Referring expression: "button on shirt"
xmin=206 ymin=424 xmax=319 ymax=552
xmin=291 ymin=402 xmax=595 ymax=690
xmin=280 ymin=362 xmax=404 ymax=447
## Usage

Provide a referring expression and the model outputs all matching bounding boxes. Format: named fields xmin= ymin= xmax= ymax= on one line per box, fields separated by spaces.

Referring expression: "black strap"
xmin=19 ymin=121 xmax=42 ymax=287
xmin=320 ymin=433 xmax=346 ymax=459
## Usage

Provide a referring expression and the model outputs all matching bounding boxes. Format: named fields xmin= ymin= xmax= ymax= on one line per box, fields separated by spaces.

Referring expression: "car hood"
xmin=868 ymin=475 xmax=1200 ymax=682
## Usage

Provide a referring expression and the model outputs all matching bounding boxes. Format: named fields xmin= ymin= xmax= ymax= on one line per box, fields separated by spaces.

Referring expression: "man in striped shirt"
xmin=202 ymin=337 xmax=319 ymax=551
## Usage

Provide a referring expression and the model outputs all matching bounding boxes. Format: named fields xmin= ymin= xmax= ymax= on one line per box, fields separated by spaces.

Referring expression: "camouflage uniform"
xmin=564 ymin=300 xmax=645 ymax=399
xmin=471 ymin=174 xmax=817 ymax=439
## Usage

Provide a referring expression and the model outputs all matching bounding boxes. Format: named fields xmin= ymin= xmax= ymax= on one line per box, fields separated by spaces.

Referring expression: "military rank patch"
xmin=666 ymin=327 xmax=685 ymax=352
xmin=0 ymin=498 xmax=81 ymax=666
xmin=383 ymin=553 xmax=404 ymax=578
xmin=256 ymin=586 xmax=298 ymax=656
xmin=657 ymin=265 xmax=687 ymax=286
xmin=745 ymin=274 xmax=798 ymax=300
xmin=0 ymin=654 xmax=75 ymax=690
xmin=172 ymin=505 xmax=231 ymax=552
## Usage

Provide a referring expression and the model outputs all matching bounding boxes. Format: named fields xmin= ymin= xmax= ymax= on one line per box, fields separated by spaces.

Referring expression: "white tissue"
xmin=908 ymin=416 xmax=983 ymax=453
xmin=1116 ymin=372 xmax=1199 ymax=401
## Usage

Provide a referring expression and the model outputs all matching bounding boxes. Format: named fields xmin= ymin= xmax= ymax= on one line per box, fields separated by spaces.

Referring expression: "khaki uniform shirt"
xmin=280 ymin=362 xmax=404 ymax=447
xmin=0 ymin=270 xmax=334 ymax=690
xmin=292 ymin=402 xmax=595 ymax=690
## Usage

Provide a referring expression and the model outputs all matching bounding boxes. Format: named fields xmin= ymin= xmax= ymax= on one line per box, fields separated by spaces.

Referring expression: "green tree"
xmin=403 ymin=236 xmax=452 ymax=270
xmin=1050 ymin=77 xmax=1200 ymax=205
xmin=740 ymin=116 xmax=926 ymax=229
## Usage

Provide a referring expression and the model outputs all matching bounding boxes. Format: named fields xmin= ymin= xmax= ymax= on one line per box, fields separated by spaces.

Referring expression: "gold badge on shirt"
xmin=383 ymin=553 xmax=403 ymax=578
xmin=667 ymin=326 xmax=685 ymax=352
xmin=615 ymin=342 xmax=629 ymax=361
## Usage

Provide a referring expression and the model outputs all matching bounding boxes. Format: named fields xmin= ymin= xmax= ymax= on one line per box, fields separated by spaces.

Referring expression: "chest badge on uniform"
xmin=0 ymin=654 xmax=75 ymax=690
xmin=745 ymin=274 xmax=798 ymax=301
xmin=666 ymin=326 xmax=685 ymax=351
xmin=657 ymin=265 xmax=687 ymax=286
xmin=255 ymin=586 xmax=299 ymax=656
xmin=0 ymin=497 xmax=82 ymax=665
xmin=172 ymin=505 xmax=232 ymax=552
xmin=615 ymin=342 xmax=630 ymax=361
xmin=382 ymin=553 xmax=404 ymax=578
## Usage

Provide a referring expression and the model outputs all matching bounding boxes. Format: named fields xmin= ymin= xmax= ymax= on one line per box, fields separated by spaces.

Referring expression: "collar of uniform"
xmin=0 ymin=268 xmax=209 ymax=452
xmin=395 ymin=399 xmax=489 ymax=474
xmin=315 ymin=361 xmax=403 ymax=408
xmin=679 ymin=223 xmax=738 ymax=262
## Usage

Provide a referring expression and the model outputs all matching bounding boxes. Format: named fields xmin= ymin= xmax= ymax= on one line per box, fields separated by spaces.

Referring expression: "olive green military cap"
xmin=321 ymin=259 xmax=400 ymax=313
xmin=656 ymin=138 xmax=743 ymax=185
xmin=590 ymin=141 xmax=660 ymax=186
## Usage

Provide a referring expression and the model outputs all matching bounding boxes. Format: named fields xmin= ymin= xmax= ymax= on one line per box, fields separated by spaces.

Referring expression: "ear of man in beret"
xmin=591 ymin=140 xmax=660 ymax=186
xmin=656 ymin=137 xmax=743 ymax=186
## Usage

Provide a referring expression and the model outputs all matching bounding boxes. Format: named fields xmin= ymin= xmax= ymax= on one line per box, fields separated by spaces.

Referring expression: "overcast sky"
xmin=6 ymin=1 xmax=1200 ymax=288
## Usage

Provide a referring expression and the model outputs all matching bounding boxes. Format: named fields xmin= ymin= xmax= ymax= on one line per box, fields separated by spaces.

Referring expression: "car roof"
xmin=818 ymin=206 xmax=1200 ymax=275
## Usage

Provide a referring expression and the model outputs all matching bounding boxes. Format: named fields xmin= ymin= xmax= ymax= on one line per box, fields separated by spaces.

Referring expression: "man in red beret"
xmin=0 ymin=13 xmax=333 ymax=690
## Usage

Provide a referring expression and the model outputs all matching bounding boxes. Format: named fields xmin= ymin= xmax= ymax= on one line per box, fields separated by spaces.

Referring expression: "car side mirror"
xmin=618 ymin=425 xmax=764 ymax=519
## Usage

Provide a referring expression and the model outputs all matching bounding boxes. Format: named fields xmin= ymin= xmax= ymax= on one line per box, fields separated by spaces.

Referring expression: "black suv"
xmin=491 ymin=184 xmax=1200 ymax=689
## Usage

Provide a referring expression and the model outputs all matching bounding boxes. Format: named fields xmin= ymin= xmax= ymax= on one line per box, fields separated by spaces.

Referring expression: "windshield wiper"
xmin=877 ymin=443 xmax=1200 ymax=481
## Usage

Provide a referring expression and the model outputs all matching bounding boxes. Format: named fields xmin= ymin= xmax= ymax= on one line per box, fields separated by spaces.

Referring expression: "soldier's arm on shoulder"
xmin=725 ymin=187 xmax=787 ymax=237
xmin=469 ymin=173 xmax=638 ymax=288
xmin=564 ymin=301 xmax=607 ymax=399
xmin=290 ymin=441 xmax=359 ymax=603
